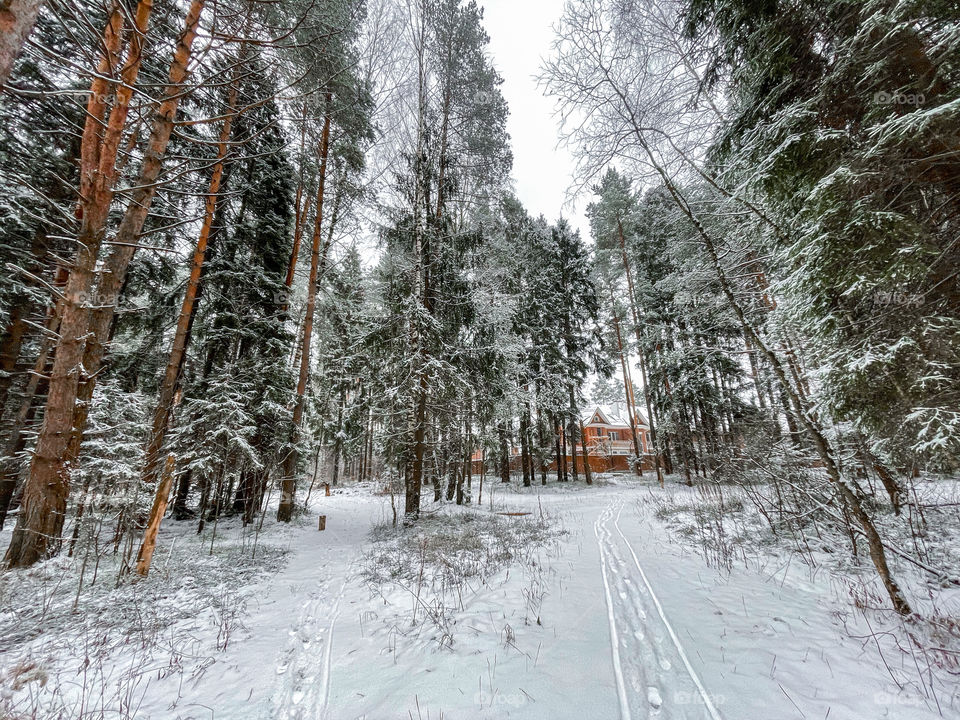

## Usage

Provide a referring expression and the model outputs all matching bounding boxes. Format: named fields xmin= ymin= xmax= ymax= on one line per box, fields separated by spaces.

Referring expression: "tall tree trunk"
xmin=279 ymin=91 xmax=333 ymax=522
xmin=433 ymin=428 xmax=444 ymax=502
xmin=778 ymin=387 xmax=803 ymax=447
xmin=404 ymin=10 xmax=430 ymax=521
xmin=460 ymin=408 xmax=470 ymax=504
xmin=662 ymin=435 xmax=674 ymax=476
xmin=559 ymin=417 xmax=568 ymax=482
xmin=133 ymin=454 xmax=175 ymax=576
xmin=195 ymin=472 xmax=211 ymax=534
xmin=536 ymin=407 xmax=548 ymax=485
xmin=579 ymin=418 xmax=593 ymax=485
xmin=132 ymin=67 xmax=238 ymax=576
xmin=618 ymin=219 xmax=664 ymax=486
xmin=3 ymin=0 xmax=162 ymax=567
xmin=445 ymin=426 xmax=458 ymax=501
xmin=498 ymin=422 xmax=510 ymax=483
xmin=332 ymin=388 xmax=344 ymax=487
xmin=405 ymin=378 xmax=428 ymax=515
xmin=172 ymin=469 xmax=193 ymax=519
xmin=519 ymin=405 xmax=531 ymax=487
xmin=477 ymin=446 xmax=485 ymax=504
xmin=551 ymin=417 xmax=561 ymax=482
xmin=611 ymin=300 xmax=642 ymax=472
xmin=282 ymin=102 xmax=311 ymax=308
xmin=0 ymin=0 xmax=45 ymax=91
xmin=363 ymin=408 xmax=374 ymax=481
xmin=525 ymin=404 xmax=537 ymax=484
xmin=568 ymin=412 xmax=579 ymax=483
xmin=434 ymin=78 xmax=452 ymax=220
xmin=232 ymin=467 xmax=248 ymax=514
xmin=66 ymin=0 xmax=208 ymax=472
xmin=141 ymin=75 xmax=238 ymax=492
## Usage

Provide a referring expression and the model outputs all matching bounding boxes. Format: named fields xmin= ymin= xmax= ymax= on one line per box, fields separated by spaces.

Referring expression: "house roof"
xmin=581 ymin=403 xmax=648 ymax=429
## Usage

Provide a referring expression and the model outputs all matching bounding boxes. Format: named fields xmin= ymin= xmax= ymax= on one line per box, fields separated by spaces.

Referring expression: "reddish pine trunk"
xmin=140 ymin=76 xmax=238 ymax=494
xmin=3 ymin=0 xmax=156 ymax=567
xmin=65 ymin=0 xmax=209 ymax=469
xmin=130 ymin=78 xmax=235 ymax=578
xmin=283 ymin=104 xmax=312 ymax=305
xmin=568 ymin=414 xmax=579 ymax=482
xmin=133 ymin=455 xmax=175 ymax=576
xmin=279 ymin=92 xmax=333 ymax=522
xmin=580 ymin=418 xmax=593 ymax=485
xmin=559 ymin=419 xmax=568 ymax=482
xmin=0 ymin=0 xmax=45 ymax=89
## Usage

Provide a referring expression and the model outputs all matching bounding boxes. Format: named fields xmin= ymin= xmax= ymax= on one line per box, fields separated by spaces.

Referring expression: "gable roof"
xmin=581 ymin=403 xmax=648 ymax=429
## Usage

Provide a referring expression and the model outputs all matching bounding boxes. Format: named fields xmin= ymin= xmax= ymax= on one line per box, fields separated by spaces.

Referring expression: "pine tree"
xmin=686 ymin=0 xmax=960 ymax=468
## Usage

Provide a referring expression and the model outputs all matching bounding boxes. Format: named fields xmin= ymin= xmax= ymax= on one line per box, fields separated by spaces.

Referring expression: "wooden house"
xmin=472 ymin=403 xmax=653 ymax=475
xmin=578 ymin=404 xmax=651 ymax=472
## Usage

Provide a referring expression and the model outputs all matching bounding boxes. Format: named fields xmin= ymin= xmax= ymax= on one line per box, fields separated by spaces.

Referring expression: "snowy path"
xmin=596 ymin=498 xmax=722 ymax=720
xmin=266 ymin=572 xmax=345 ymax=718
xmin=128 ymin=492 xmax=388 ymax=720
xmin=260 ymin=495 xmax=381 ymax=720
xmin=123 ymin=482 xmax=946 ymax=719
xmin=265 ymin=486 xmax=944 ymax=719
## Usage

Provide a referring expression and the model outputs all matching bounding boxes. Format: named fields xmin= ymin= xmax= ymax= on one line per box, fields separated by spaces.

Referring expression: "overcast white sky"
xmin=479 ymin=0 xmax=592 ymax=242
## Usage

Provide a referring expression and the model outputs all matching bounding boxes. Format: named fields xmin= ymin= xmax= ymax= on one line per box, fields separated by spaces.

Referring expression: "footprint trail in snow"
xmin=596 ymin=498 xmax=724 ymax=720
xmin=265 ymin=575 xmax=347 ymax=720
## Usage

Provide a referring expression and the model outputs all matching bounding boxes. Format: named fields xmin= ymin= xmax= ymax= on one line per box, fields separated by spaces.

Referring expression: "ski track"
xmin=266 ymin=574 xmax=347 ymax=720
xmin=596 ymin=502 xmax=634 ymax=720
xmin=318 ymin=578 xmax=346 ymax=719
xmin=596 ymin=497 xmax=723 ymax=720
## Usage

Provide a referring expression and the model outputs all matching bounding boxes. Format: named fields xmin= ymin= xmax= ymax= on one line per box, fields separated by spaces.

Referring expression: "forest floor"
xmin=1 ymin=475 xmax=957 ymax=719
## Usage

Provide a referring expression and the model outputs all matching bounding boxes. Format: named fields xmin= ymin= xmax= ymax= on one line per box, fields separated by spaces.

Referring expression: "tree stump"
xmin=318 ymin=515 xmax=326 ymax=531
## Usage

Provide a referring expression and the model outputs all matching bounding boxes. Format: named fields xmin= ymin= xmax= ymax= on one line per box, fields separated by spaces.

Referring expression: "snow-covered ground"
xmin=1 ymin=477 xmax=955 ymax=718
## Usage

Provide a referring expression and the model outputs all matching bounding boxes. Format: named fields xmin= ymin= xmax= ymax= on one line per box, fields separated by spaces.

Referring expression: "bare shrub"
xmin=362 ymin=508 xmax=565 ymax=646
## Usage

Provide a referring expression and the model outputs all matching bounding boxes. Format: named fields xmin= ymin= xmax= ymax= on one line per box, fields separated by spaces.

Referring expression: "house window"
xmin=608 ymin=431 xmax=619 ymax=441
